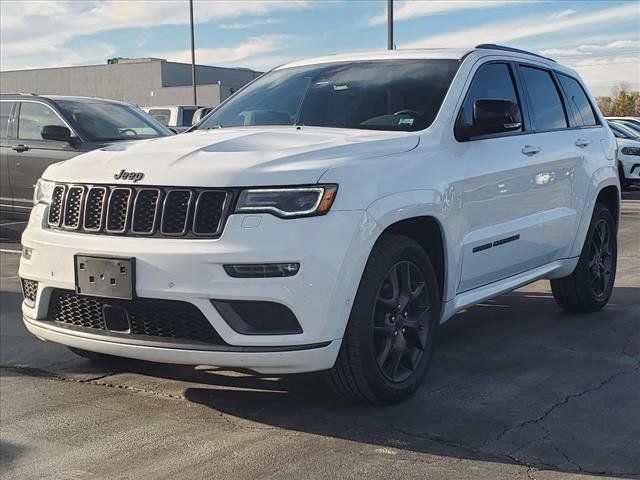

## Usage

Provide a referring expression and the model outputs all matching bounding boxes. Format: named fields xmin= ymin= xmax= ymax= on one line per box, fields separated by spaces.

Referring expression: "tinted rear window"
xmin=520 ymin=66 xmax=568 ymax=131
xmin=557 ymin=74 xmax=597 ymax=127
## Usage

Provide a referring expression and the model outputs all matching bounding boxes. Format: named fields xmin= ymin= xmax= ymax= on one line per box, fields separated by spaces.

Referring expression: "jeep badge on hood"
xmin=114 ymin=169 xmax=145 ymax=182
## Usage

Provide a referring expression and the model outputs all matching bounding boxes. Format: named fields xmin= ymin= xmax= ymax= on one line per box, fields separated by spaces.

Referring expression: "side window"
xmin=18 ymin=102 xmax=67 ymax=141
xmin=520 ymin=66 xmax=568 ymax=131
xmin=460 ymin=62 xmax=522 ymax=131
xmin=181 ymin=108 xmax=196 ymax=126
xmin=0 ymin=102 xmax=15 ymax=140
xmin=148 ymin=109 xmax=171 ymax=125
xmin=557 ymin=74 xmax=597 ymax=127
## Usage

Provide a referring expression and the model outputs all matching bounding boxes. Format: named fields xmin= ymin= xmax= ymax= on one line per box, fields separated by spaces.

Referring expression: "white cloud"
xmin=152 ymin=34 xmax=294 ymax=68
xmin=367 ymin=0 xmax=525 ymax=26
xmin=549 ymin=8 xmax=576 ymax=19
xmin=570 ymin=56 xmax=640 ymax=97
xmin=403 ymin=3 xmax=640 ymax=49
xmin=0 ymin=0 xmax=310 ymax=69
xmin=219 ymin=18 xmax=281 ymax=30
xmin=540 ymin=40 xmax=639 ymax=57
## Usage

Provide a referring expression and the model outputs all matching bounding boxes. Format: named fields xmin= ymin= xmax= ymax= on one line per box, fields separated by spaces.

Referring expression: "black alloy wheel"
xmin=587 ymin=218 xmax=614 ymax=301
xmin=374 ymin=261 xmax=431 ymax=383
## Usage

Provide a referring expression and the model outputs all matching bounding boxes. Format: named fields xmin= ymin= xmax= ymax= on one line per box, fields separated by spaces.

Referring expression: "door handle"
xmin=522 ymin=145 xmax=541 ymax=156
xmin=575 ymin=139 xmax=591 ymax=148
xmin=11 ymin=144 xmax=30 ymax=153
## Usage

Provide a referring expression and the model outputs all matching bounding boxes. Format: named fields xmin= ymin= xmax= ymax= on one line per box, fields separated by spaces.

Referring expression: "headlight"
xmin=235 ymin=185 xmax=338 ymax=218
xmin=621 ymin=146 xmax=640 ymax=156
xmin=33 ymin=179 xmax=55 ymax=205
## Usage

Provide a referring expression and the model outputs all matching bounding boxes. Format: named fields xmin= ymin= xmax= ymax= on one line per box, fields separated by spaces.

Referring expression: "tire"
xmin=325 ymin=234 xmax=441 ymax=404
xmin=551 ymin=203 xmax=617 ymax=312
xmin=68 ymin=347 xmax=125 ymax=365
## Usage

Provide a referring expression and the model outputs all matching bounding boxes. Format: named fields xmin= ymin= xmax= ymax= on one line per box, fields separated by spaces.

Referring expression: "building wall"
xmin=0 ymin=59 xmax=259 ymax=107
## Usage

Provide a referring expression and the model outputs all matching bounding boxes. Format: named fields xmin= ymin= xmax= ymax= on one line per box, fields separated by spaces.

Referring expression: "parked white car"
xmin=20 ymin=45 xmax=619 ymax=403
xmin=608 ymin=121 xmax=640 ymax=189
xmin=142 ymin=105 xmax=205 ymax=132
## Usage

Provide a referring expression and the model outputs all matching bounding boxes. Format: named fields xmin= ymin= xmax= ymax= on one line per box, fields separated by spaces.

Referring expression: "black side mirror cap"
xmin=41 ymin=125 xmax=71 ymax=143
xmin=456 ymin=99 xmax=522 ymax=141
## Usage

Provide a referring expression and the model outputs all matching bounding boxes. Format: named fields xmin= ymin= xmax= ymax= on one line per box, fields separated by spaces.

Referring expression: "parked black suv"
xmin=0 ymin=94 xmax=172 ymax=219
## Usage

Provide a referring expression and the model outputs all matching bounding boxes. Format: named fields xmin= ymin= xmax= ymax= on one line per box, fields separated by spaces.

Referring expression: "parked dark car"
xmin=0 ymin=94 xmax=172 ymax=219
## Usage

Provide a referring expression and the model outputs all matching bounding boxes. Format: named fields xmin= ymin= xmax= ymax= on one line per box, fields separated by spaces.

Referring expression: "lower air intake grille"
xmin=21 ymin=279 xmax=38 ymax=305
xmin=47 ymin=290 xmax=227 ymax=345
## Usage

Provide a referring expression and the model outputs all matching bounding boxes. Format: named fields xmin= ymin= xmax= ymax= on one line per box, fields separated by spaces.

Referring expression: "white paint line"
xmin=0 ymin=221 xmax=27 ymax=227
xmin=0 ymin=249 xmax=21 ymax=254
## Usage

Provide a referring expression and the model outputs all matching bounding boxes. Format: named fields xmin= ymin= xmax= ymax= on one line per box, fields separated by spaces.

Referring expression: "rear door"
xmin=517 ymin=66 xmax=599 ymax=260
xmin=8 ymin=101 xmax=80 ymax=215
xmin=554 ymin=72 xmax=609 ymax=255
xmin=0 ymin=101 xmax=16 ymax=215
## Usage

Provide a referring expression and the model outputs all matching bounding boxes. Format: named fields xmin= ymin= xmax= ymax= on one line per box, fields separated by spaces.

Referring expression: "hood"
xmin=44 ymin=126 xmax=419 ymax=186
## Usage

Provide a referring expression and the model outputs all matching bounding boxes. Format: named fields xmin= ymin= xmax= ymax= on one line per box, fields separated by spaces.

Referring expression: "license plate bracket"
xmin=74 ymin=255 xmax=135 ymax=300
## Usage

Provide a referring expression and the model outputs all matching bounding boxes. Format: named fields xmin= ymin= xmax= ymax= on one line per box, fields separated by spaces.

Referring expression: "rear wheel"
xmin=551 ymin=203 xmax=617 ymax=312
xmin=326 ymin=234 xmax=441 ymax=404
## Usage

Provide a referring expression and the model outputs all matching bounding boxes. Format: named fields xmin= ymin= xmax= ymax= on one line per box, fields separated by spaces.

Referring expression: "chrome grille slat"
xmin=131 ymin=188 xmax=161 ymax=234
xmin=63 ymin=186 xmax=85 ymax=229
xmin=160 ymin=189 xmax=193 ymax=236
xmin=47 ymin=183 xmax=229 ymax=238
xmin=105 ymin=187 xmax=132 ymax=233
xmin=83 ymin=186 xmax=107 ymax=231
xmin=193 ymin=190 xmax=229 ymax=236
xmin=48 ymin=185 xmax=66 ymax=227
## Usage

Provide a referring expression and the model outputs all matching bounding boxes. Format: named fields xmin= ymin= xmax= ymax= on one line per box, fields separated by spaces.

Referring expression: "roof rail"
xmin=0 ymin=92 xmax=40 ymax=96
xmin=475 ymin=44 xmax=556 ymax=63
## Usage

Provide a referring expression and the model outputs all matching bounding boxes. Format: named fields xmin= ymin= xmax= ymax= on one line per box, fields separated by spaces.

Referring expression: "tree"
xmin=609 ymin=83 xmax=640 ymax=116
xmin=597 ymin=96 xmax=613 ymax=116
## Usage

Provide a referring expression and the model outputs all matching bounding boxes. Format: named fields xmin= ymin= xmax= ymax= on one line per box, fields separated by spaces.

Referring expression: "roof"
xmin=275 ymin=45 xmax=567 ymax=72
xmin=0 ymin=93 xmax=132 ymax=105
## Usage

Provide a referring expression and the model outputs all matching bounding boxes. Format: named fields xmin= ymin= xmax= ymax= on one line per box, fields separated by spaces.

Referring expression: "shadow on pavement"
xmin=12 ymin=287 xmax=633 ymax=477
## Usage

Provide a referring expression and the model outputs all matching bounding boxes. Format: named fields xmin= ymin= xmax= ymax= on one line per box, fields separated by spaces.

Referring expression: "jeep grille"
xmin=47 ymin=184 xmax=230 ymax=238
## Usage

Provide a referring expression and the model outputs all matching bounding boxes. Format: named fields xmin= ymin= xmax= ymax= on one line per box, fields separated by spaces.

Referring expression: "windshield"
xmin=197 ymin=60 xmax=459 ymax=132
xmin=609 ymin=122 xmax=640 ymax=140
xmin=57 ymin=100 xmax=171 ymax=142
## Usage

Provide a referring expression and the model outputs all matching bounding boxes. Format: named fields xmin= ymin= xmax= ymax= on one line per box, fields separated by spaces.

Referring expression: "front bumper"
xmin=20 ymin=204 xmax=376 ymax=373
xmin=620 ymin=155 xmax=640 ymax=181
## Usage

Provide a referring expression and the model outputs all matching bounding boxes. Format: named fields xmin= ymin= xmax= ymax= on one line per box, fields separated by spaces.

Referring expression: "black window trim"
xmin=454 ymin=60 xmax=533 ymax=143
xmin=553 ymin=71 xmax=602 ymax=130
xmin=15 ymin=99 xmax=83 ymax=144
xmin=515 ymin=63 xmax=572 ymax=134
xmin=0 ymin=100 xmax=18 ymax=141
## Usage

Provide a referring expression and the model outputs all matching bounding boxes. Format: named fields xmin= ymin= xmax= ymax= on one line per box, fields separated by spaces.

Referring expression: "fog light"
xmin=223 ymin=263 xmax=300 ymax=278
xmin=22 ymin=247 xmax=33 ymax=260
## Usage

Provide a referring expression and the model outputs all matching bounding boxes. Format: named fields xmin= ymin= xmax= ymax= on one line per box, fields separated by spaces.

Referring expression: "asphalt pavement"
xmin=1 ymin=190 xmax=639 ymax=479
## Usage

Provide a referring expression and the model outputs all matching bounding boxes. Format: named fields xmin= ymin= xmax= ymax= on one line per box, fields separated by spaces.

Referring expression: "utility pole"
xmin=387 ymin=0 xmax=393 ymax=50
xmin=189 ymin=0 xmax=197 ymax=105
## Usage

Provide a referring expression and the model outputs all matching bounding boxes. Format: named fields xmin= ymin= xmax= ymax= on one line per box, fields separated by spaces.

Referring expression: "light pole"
xmin=387 ymin=0 xmax=393 ymax=50
xmin=189 ymin=0 xmax=197 ymax=105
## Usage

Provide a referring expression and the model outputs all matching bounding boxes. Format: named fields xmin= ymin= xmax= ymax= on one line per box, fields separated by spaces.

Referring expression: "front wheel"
xmin=326 ymin=234 xmax=441 ymax=404
xmin=551 ymin=203 xmax=617 ymax=312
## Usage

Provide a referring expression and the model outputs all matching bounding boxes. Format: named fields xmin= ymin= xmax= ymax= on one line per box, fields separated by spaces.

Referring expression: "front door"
xmin=456 ymin=61 xmax=565 ymax=293
xmin=8 ymin=101 xmax=79 ymax=215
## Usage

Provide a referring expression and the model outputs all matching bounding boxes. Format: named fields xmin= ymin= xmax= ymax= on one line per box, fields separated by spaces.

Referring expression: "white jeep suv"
xmin=20 ymin=45 xmax=620 ymax=403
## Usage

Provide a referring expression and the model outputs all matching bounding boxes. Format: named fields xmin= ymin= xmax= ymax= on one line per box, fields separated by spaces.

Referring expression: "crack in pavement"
xmin=487 ymin=361 xmax=640 ymax=447
xmin=4 ymin=363 xmax=640 ymax=477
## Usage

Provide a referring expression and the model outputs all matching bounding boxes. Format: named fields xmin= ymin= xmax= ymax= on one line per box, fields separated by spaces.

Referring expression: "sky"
xmin=0 ymin=0 xmax=638 ymax=97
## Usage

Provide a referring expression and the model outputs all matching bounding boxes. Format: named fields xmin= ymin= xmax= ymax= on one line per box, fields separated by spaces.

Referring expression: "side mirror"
xmin=41 ymin=125 xmax=71 ymax=143
xmin=456 ymin=99 xmax=522 ymax=140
